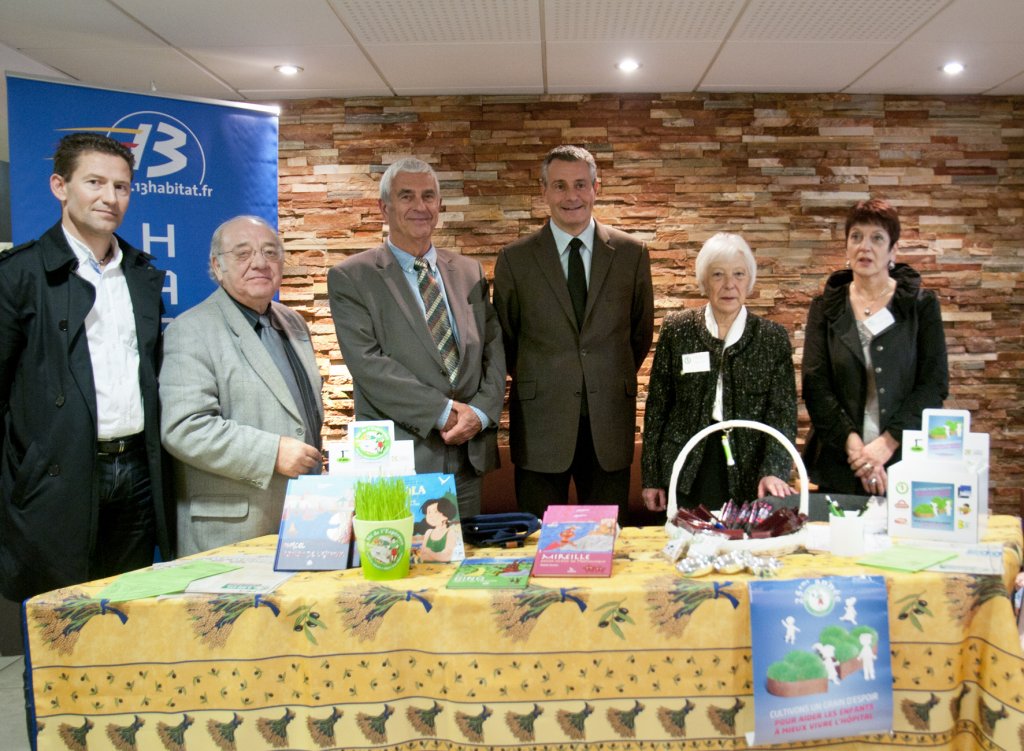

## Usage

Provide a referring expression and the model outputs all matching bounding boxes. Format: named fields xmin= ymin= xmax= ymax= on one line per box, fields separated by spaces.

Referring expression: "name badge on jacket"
xmin=682 ymin=352 xmax=711 ymax=374
xmin=865 ymin=308 xmax=896 ymax=337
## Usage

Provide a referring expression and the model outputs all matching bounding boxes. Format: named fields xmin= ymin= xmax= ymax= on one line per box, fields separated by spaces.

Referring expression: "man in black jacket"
xmin=0 ymin=133 xmax=173 ymax=602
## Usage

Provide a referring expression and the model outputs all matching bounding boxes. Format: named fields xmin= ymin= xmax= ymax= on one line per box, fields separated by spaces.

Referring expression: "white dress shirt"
xmin=704 ymin=303 xmax=748 ymax=422
xmin=549 ymin=218 xmax=596 ymax=286
xmin=64 ymin=227 xmax=145 ymax=439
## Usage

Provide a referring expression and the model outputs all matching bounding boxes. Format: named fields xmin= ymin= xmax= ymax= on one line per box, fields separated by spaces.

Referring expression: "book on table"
xmin=532 ymin=504 xmax=619 ymax=577
xmin=446 ymin=557 xmax=534 ymax=589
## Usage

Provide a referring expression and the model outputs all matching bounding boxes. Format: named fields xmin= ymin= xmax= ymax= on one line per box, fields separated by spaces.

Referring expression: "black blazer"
xmin=802 ymin=264 xmax=948 ymax=494
xmin=0 ymin=223 xmax=172 ymax=600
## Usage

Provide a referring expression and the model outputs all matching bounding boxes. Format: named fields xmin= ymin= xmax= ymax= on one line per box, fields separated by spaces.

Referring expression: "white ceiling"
xmin=1 ymin=0 xmax=1023 ymax=160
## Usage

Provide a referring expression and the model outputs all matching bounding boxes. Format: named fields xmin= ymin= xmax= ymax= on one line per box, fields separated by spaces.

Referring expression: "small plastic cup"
xmin=830 ymin=515 xmax=867 ymax=557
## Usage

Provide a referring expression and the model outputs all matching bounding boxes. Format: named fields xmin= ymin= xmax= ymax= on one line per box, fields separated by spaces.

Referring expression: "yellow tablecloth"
xmin=24 ymin=516 xmax=1023 ymax=751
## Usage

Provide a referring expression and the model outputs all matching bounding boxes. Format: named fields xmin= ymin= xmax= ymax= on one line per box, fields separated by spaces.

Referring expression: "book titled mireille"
xmin=532 ymin=505 xmax=618 ymax=577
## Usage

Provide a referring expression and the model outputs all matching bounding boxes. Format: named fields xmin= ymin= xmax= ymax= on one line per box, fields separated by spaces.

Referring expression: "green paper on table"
xmin=857 ymin=545 xmax=959 ymax=573
xmin=98 ymin=561 xmax=242 ymax=601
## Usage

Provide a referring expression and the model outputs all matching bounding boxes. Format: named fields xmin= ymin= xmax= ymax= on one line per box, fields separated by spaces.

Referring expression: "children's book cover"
xmin=446 ymin=557 xmax=534 ymax=588
xmin=532 ymin=504 xmax=618 ymax=577
xmin=748 ymin=575 xmax=893 ymax=745
xmin=407 ymin=473 xmax=466 ymax=564
xmin=274 ymin=472 xmax=464 ymax=570
xmin=274 ymin=475 xmax=360 ymax=571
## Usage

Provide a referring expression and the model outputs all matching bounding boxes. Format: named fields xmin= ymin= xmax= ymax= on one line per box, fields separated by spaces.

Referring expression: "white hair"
xmin=379 ymin=157 xmax=439 ymax=204
xmin=694 ymin=232 xmax=757 ymax=295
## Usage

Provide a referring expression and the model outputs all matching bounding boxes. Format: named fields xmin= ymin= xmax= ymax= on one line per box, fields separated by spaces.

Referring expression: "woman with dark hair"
xmin=641 ymin=232 xmax=797 ymax=512
xmin=802 ymin=198 xmax=949 ymax=495
xmin=415 ymin=497 xmax=461 ymax=562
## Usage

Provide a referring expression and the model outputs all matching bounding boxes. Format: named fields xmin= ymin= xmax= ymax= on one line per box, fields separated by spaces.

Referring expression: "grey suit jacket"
xmin=493 ymin=221 xmax=654 ymax=473
xmin=327 ymin=244 xmax=505 ymax=476
xmin=160 ymin=287 xmax=323 ymax=555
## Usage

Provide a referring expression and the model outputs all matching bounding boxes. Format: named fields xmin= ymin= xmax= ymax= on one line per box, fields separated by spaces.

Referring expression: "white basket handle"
xmin=665 ymin=419 xmax=809 ymax=523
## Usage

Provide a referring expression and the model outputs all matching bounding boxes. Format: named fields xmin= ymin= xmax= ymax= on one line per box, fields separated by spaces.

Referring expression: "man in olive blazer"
xmin=161 ymin=216 xmax=323 ymax=556
xmin=493 ymin=145 xmax=654 ymax=518
xmin=328 ymin=157 xmax=505 ymax=518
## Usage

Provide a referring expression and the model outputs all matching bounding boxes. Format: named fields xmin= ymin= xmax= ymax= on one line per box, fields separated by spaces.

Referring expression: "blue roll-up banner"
xmin=6 ymin=74 xmax=279 ymax=321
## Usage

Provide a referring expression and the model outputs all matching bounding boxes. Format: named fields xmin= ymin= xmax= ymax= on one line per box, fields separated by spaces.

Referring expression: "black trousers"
xmin=676 ymin=428 xmax=731 ymax=510
xmin=514 ymin=415 xmax=631 ymax=520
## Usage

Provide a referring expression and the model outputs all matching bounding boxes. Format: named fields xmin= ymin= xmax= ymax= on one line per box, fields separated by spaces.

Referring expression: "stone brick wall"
xmin=277 ymin=93 xmax=1023 ymax=516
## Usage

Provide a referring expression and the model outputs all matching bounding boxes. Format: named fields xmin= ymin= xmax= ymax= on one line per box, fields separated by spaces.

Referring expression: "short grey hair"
xmin=540 ymin=145 xmax=597 ymax=186
xmin=695 ymin=232 xmax=757 ymax=295
xmin=208 ymin=215 xmax=280 ymax=280
xmin=379 ymin=157 xmax=440 ymax=204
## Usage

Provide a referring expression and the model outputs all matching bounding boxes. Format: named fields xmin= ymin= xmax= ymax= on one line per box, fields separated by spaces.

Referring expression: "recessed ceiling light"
xmin=616 ymin=58 xmax=641 ymax=73
xmin=275 ymin=64 xmax=303 ymax=76
xmin=942 ymin=61 xmax=964 ymax=76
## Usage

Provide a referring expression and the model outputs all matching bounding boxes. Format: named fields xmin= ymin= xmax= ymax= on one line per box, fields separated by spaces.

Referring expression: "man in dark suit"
xmin=0 ymin=133 xmax=172 ymax=602
xmin=493 ymin=145 xmax=654 ymax=519
xmin=328 ymin=157 xmax=505 ymax=518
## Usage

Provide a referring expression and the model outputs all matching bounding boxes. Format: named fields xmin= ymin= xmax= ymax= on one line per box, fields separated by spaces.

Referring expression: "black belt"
xmin=96 ymin=433 xmax=145 ymax=455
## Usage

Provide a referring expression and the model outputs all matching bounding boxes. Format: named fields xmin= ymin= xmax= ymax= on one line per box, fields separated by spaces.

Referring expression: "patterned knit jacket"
xmin=641 ymin=306 xmax=797 ymax=503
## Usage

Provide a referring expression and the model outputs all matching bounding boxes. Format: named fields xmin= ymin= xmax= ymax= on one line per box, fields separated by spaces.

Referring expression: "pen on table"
xmin=826 ymin=495 xmax=844 ymax=517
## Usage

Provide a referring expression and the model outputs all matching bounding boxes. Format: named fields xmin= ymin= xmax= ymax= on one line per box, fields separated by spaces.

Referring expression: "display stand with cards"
xmin=887 ymin=409 xmax=989 ymax=544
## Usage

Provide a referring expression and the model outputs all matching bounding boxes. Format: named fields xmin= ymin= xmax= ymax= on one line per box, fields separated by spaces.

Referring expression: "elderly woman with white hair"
xmin=641 ymin=233 xmax=797 ymax=513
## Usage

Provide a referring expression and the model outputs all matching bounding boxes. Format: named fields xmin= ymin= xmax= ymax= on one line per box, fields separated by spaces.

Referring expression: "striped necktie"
xmin=414 ymin=258 xmax=460 ymax=386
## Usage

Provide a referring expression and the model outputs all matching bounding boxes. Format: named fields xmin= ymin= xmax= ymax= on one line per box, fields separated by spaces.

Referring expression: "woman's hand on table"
xmin=643 ymin=488 xmax=667 ymax=512
xmin=758 ymin=475 xmax=795 ymax=498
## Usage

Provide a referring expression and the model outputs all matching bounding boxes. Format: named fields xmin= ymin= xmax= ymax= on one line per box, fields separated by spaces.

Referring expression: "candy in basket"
xmin=664 ymin=419 xmax=811 ymax=556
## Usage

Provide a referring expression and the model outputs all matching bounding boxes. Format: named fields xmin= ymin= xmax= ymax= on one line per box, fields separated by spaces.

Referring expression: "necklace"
xmin=851 ymin=280 xmax=893 ymax=316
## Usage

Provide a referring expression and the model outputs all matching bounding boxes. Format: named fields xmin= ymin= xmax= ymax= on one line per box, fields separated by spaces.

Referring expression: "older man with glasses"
xmin=160 ymin=215 xmax=324 ymax=555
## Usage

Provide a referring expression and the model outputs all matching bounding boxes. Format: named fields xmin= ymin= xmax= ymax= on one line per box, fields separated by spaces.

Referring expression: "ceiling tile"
xmin=908 ymin=0 xmax=1024 ymax=42
xmin=986 ymin=74 xmax=1024 ymax=96
xmin=15 ymin=46 xmax=240 ymax=99
xmin=115 ymin=0 xmax=355 ymax=47
xmin=731 ymin=0 xmax=949 ymax=41
xmin=546 ymin=0 xmax=744 ymax=40
xmin=546 ymin=41 xmax=720 ymax=93
xmin=703 ymin=41 xmax=897 ymax=92
xmin=0 ymin=0 xmax=160 ymax=48
xmin=332 ymin=0 xmax=538 ymax=44
xmin=366 ymin=43 xmax=543 ymax=94
xmin=849 ymin=41 xmax=1024 ymax=94
xmin=189 ymin=45 xmax=386 ymax=92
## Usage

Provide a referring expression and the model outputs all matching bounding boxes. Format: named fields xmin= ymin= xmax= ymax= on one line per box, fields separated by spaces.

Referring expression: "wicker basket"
xmin=664 ymin=419 xmax=810 ymax=556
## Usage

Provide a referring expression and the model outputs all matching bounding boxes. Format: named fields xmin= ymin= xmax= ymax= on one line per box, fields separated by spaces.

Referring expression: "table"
xmin=24 ymin=516 xmax=1023 ymax=751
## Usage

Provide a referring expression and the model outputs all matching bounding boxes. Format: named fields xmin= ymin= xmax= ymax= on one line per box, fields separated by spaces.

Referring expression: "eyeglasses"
xmin=217 ymin=245 xmax=284 ymax=264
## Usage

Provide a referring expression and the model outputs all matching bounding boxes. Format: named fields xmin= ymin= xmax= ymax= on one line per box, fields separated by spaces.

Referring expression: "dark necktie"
xmin=257 ymin=313 xmax=322 ymax=457
xmin=414 ymin=258 xmax=460 ymax=386
xmin=567 ymin=237 xmax=587 ymax=329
